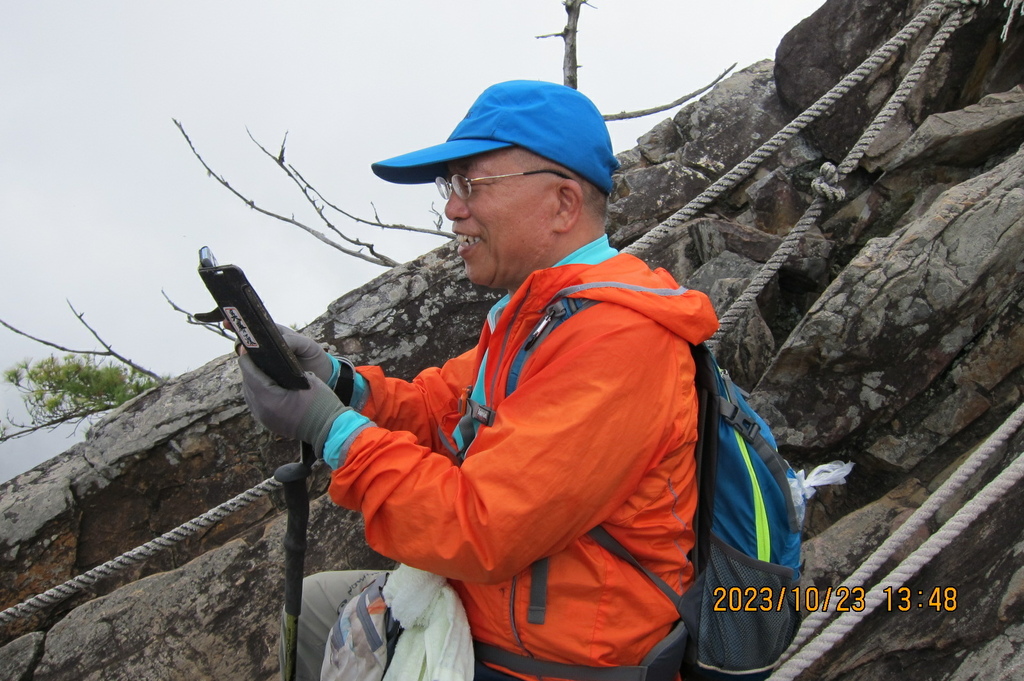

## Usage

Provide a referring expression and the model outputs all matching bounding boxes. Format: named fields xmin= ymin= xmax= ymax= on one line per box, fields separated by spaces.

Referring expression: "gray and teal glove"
xmin=239 ymin=353 xmax=349 ymax=457
xmin=277 ymin=324 xmax=336 ymax=384
xmin=277 ymin=324 xmax=361 ymax=406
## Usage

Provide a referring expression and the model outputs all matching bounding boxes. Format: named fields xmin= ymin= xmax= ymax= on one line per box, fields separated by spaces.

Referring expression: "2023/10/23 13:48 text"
xmin=712 ymin=586 xmax=959 ymax=613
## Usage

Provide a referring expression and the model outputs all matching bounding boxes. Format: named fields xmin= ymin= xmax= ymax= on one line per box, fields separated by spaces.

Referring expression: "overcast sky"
xmin=0 ymin=0 xmax=827 ymax=482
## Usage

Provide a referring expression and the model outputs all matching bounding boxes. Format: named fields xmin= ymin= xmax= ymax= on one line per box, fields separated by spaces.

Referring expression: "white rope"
xmin=625 ymin=0 xmax=968 ymax=260
xmin=771 ymin=400 xmax=1024 ymax=676
xmin=0 ymin=474 xmax=284 ymax=626
xmin=1003 ymin=0 xmax=1023 ymax=40
xmin=707 ymin=1 xmax=974 ymax=349
xmin=770 ymin=436 xmax=1024 ymax=680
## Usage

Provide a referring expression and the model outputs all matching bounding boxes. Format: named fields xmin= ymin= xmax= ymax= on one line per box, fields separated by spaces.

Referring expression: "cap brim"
xmin=371 ymin=138 xmax=514 ymax=185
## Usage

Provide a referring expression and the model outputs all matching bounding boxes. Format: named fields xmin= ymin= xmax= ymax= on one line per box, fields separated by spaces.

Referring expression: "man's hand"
xmin=276 ymin=324 xmax=335 ymax=384
xmin=239 ymin=353 xmax=348 ymax=456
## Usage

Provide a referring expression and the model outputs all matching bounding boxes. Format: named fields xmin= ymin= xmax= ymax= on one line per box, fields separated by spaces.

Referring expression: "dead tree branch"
xmin=68 ymin=303 xmax=165 ymax=383
xmin=174 ymin=118 xmax=396 ymax=267
xmin=175 ymin=120 xmax=450 ymax=269
xmin=246 ymin=130 xmax=450 ymax=241
xmin=0 ymin=317 xmax=90 ymax=357
xmin=161 ymin=290 xmax=233 ymax=341
xmin=602 ymin=63 xmax=737 ymax=121
xmin=0 ymin=303 xmax=165 ymax=384
xmin=1 ymin=408 xmax=99 ymax=443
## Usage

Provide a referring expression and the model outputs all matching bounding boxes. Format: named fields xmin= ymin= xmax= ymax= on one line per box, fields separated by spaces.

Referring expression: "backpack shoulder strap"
xmin=506 ymin=298 xmax=599 ymax=396
xmin=689 ymin=342 xmax=720 ymax=575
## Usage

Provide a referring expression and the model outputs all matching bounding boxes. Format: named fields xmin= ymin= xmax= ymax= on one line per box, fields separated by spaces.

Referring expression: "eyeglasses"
xmin=435 ymin=169 xmax=572 ymax=200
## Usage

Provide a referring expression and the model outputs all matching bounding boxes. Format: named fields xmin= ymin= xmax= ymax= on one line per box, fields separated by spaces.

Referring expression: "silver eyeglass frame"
xmin=435 ymin=169 xmax=572 ymax=200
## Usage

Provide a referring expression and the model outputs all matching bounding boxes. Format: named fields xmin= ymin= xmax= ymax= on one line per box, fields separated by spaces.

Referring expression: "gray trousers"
xmin=279 ymin=570 xmax=385 ymax=681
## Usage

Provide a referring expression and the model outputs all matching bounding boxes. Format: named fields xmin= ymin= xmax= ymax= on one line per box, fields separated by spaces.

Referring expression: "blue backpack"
xmin=472 ymin=296 xmax=804 ymax=681
xmin=681 ymin=341 xmax=802 ymax=680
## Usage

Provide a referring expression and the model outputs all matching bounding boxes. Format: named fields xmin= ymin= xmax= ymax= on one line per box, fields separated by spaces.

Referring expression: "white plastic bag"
xmin=787 ymin=461 xmax=854 ymax=527
xmin=794 ymin=461 xmax=855 ymax=500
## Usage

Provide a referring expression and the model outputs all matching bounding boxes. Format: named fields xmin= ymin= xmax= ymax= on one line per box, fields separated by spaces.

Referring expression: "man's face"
xmin=445 ymin=148 xmax=566 ymax=294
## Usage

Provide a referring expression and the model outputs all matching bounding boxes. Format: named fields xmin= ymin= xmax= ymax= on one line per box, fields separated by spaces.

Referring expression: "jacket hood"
xmin=520 ymin=253 xmax=720 ymax=346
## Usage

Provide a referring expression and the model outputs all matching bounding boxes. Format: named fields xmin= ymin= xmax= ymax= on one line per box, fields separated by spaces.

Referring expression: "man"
xmin=240 ymin=80 xmax=719 ymax=680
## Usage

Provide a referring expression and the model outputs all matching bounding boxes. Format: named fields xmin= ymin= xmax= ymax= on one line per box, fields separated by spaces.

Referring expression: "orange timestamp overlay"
xmin=711 ymin=586 xmax=959 ymax=613
xmin=883 ymin=586 xmax=959 ymax=612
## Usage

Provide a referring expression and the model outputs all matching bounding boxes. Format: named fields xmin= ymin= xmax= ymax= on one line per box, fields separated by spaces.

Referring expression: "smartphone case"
xmin=198 ymin=263 xmax=310 ymax=390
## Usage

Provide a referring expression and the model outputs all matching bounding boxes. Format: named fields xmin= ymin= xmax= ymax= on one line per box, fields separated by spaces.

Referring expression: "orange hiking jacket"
xmin=329 ymin=253 xmax=718 ymax=675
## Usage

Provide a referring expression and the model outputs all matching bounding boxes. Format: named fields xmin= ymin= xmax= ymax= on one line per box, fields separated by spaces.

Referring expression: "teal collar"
xmin=555 ymin=235 xmax=618 ymax=268
xmin=486 ymin=236 xmax=618 ymax=329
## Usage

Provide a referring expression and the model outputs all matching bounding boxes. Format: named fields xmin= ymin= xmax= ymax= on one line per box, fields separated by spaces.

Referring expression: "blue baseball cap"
xmin=371 ymin=80 xmax=618 ymax=195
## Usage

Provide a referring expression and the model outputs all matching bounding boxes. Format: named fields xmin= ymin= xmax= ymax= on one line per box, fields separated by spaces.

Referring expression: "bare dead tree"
xmin=173 ymin=120 xmax=452 ymax=270
xmin=538 ymin=0 xmax=591 ymax=89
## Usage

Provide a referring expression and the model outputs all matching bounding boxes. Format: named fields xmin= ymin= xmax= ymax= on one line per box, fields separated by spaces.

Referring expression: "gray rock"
xmin=637 ymin=117 xmax=683 ymax=165
xmin=802 ymin=469 xmax=1024 ymax=681
xmin=608 ymin=160 xmax=711 ymax=247
xmin=946 ymin=624 xmax=1024 ymax=681
xmin=0 ymin=632 xmax=43 ymax=681
xmin=754 ymin=145 xmax=1024 ymax=458
xmin=745 ymin=168 xmax=811 ymax=235
xmin=774 ymin=0 xmax=1010 ymax=163
xmin=880 ymin=85 xmax=1024 ymax=171
xmin=608 ymin=60 xmax=792 ymax=246
xmin=311 ymin=244 xmax=500 ymax=379
xmin=674 ymin=60 xmax=790 ymax=181
xmin=0 ymin=357 xmax=287 ymax=643
xmin=800 ymin=478 xmax=929 ymax=589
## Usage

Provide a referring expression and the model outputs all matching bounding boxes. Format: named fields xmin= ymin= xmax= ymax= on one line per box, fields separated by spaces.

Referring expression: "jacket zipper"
xmin=522 ymin=305 xmax=559 ymax=351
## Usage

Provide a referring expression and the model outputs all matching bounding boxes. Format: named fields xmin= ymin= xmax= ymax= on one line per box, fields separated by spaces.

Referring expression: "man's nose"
xmin=444 ymin=193 xmax=469 ymax=221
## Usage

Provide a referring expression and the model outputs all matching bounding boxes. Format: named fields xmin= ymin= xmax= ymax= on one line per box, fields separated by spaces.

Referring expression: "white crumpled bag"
xmin=792 ymin=460 xmax=854 ymax=499
xmin=788 ymin=461 xmax=854 ymax=526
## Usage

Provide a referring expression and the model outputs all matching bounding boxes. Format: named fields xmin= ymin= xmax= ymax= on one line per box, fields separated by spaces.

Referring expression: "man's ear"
xmin=551 ymin=178 xmax=585 ymax=234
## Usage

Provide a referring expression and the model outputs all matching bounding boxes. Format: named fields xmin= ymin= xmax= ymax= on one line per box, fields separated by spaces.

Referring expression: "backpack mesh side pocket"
xmin=683 ymin=536 xmax=799 ymax=680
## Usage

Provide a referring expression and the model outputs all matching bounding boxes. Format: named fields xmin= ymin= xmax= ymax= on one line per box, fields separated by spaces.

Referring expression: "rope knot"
xmin=811 ymin=162 xmax=847 ymax=202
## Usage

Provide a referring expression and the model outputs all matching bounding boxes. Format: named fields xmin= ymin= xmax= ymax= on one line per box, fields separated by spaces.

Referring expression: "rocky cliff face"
xmin=3 ymin=1 xmax=1024 ymax=679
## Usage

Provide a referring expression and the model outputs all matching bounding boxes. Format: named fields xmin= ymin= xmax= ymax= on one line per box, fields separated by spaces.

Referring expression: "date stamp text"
xmin=711 ymin=585 xmax=958 ymax=613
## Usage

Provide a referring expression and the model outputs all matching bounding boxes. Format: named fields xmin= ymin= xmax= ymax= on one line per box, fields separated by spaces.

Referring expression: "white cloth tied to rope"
xmin=382 ymin=565 xmax=474 ymax=681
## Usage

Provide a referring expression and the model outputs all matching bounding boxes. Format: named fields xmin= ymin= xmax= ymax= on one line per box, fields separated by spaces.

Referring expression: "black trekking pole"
xmin=277 ymin=441 xmax=315 ymax=681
